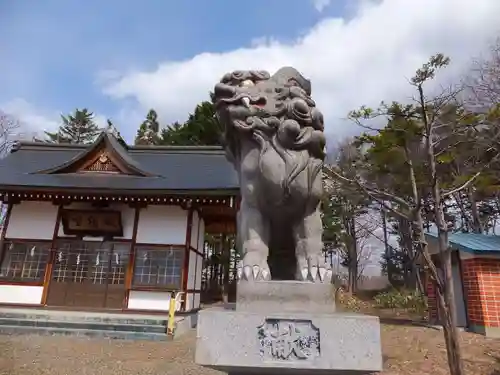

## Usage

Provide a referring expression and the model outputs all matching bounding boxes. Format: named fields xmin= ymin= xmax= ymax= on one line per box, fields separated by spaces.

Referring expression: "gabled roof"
xmin=425 ymin=232 xmax=500 ymax=253
xmin=0 ymin=132 xmax=239 ymax=194
xmin=34 ymin=131 xmax=156 ymax=177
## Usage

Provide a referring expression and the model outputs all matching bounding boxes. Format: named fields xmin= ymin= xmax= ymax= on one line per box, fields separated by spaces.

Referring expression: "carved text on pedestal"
xmin=257 ymin=319 xmax=320 ymax=361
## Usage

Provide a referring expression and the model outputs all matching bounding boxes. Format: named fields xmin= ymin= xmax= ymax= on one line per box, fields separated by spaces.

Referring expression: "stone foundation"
xmin=195 ymin=281 xmax=382 ymax=374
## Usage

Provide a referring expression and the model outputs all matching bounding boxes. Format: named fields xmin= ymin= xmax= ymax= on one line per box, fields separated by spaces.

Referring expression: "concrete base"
xmin=236 ymin=280 xmax=336 ymax=314
xmin=195 ymin=281 xmax=382 ymax=374
xmin=469 ymin=324 xmax=500 ymax=338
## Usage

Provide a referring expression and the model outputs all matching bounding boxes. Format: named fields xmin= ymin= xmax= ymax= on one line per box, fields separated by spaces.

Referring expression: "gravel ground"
xmin=0 ymin=324 xmax=498 ymax=375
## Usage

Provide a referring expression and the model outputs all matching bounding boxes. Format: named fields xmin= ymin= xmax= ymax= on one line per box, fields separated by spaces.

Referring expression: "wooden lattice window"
xmin=52 ymin=241 xmax=130 ymax=285
xmin=84 ymin=152 xmax=120 ymax=173
xmin=0 ymin=241 xmax=51 ymax=282
xmin=132 ymin=246 xmax=184 ymax=288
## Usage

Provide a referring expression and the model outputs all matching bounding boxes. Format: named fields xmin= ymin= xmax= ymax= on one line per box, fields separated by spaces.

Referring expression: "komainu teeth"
xmin=242 ymin=97 xmax=251 ymax=108
xmin=301 ymin=268 xmax=309 ymax=281
xmin=252 ymin=265 xmax=260 ymax=279
xmin=318 ymin=267 xmax=327 ymax=282
xmin=243 ymin=266 xmax=252 ymax=280
xmin=237 ymin=267 xmax=243 ymax=280
xmin=310 ymin=266 xmax=318 ymax=281
xmin=241 ymin=79 xmax=255 ymax=87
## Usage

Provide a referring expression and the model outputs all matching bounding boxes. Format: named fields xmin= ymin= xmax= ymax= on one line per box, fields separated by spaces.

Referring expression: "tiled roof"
xmin=425 ymin=231 xmax=500 ymax=253
xmin=0 ymin=132 xmax=239 ymax=194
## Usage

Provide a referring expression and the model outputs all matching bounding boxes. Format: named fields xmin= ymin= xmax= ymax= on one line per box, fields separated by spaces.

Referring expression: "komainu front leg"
xmin=237 ymin=200 xmax=271 ymax=281
xmin=294 ymin=208 xmax=332 ymax=283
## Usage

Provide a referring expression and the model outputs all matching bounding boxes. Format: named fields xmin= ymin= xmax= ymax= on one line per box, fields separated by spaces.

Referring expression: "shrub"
xmin=373 ymin=288 xmax=427 ymax=314
xmin=336 ymin=287 xmax=369 ymax=312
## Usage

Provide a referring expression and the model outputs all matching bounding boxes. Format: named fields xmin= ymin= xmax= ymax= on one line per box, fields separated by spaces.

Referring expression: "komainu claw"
xmin=261 ymin=269 xmax=270 ymax=280
xmin=326 ymin=269 xmax=333 ymax=282
xmin=243 ymin=266 xmax=253 ymax=280
xmin=301 ymin=267 xmax=309 ymax=281
xmin=318 ymin=267 xmax=327 ymax=282
xmin=252 ymin=265 xmax=260 ymax=279
xmin=310 ymin=266 xmax=318 ymax=281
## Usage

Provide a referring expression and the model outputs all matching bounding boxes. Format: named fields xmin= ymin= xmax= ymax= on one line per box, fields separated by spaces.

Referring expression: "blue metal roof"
xmin=425 ymin=232 xmax=500 ymax=253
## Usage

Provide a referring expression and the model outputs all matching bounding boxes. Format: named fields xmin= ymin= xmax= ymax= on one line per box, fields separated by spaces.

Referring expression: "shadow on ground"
xmin=488 ymin=356 xmax=500 ymax=375
xmin=378 ymin=317 xmax=442 ymax=331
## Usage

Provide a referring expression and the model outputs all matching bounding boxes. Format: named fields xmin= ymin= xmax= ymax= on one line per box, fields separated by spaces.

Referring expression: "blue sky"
xmin=1 ymin=0 xmax=500 ymax=274
xmin=1 ymin=0 xmax=499 ymax=144
xmin=0 ymin=0 xmax=349 ymax=140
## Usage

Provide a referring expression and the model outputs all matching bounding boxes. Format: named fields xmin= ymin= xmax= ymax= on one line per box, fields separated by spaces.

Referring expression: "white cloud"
xmin=100 ymin=0 xmax=500 ymax=142
xmin=312 ymin=0 xmax=332 ymax=12
xmin=1 ymin=98 xmax=60 ymax=140
xmin=1 ymin=99 xmax=111 ymax=141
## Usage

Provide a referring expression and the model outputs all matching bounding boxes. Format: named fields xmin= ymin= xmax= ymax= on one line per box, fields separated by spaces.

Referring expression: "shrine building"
xmin=0 ymin=131 xmax=238 ymax=313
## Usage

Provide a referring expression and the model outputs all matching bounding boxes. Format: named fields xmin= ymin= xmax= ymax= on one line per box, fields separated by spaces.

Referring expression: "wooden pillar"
xmin=40 ymin=205 xmax=63 ymax=305
xmin=0 ymin=202 xmax=14 ymax=268
xmin=123 ymin=206 xmax=141 ymax=309
xmin=192 ymin=209 xmax=202 ymax=309
xmin=181 ymin=207 xmax=194 ymax=311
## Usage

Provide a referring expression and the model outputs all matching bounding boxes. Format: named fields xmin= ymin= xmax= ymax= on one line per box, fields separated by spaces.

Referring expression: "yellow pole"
xmin=166 ymin=291 xmax=177 ymax=336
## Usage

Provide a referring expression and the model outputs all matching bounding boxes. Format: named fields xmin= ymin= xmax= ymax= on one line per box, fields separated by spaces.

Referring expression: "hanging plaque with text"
xmin=61 ymin=209 xmax=123 ymax=237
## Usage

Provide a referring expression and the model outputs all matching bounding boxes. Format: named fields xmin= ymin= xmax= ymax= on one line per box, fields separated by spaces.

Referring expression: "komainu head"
xmin=213 ymin=67 xmax=326 ymax=164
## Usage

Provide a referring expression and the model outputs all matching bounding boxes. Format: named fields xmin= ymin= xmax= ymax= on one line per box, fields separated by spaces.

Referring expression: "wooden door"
xmin=46 ymin=241 xmax=129 ymax=309
xmin=103 ymin=243 xmax=129 ymax=309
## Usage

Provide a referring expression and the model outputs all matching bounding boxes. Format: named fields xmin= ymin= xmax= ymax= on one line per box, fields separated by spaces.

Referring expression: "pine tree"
xmin=135 ymin=109 xmax=161 ymax=145
xmin=158 ymin=101 xmax=223 ymax=146
xmin=45 ymin=108 xmax=100 ymax=144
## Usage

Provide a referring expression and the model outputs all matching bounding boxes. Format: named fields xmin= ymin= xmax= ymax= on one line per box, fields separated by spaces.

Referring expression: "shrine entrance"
xmin=45 ymin=241 xmax=130 ymax=309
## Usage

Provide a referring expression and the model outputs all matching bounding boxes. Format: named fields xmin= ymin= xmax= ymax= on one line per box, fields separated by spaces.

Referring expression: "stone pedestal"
xmin=195 ymin=281 xmax=383 ymax=374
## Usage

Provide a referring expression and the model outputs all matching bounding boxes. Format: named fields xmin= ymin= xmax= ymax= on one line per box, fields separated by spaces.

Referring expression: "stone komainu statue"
xmin=213 ymin=67 xmax=331 ymax=282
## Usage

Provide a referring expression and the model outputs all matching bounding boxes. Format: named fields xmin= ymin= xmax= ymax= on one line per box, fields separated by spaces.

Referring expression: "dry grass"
xmin=0 ymin=324 xmax=498 ymax=375
xmin=381 ymin=324 xmax=499 ymax=375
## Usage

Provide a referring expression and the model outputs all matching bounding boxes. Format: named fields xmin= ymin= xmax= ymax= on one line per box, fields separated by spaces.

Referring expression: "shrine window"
xmin=0 ymin=241 xmax=51 ymax=283
xmin=132 ymin=246 xmax=184 ymax=289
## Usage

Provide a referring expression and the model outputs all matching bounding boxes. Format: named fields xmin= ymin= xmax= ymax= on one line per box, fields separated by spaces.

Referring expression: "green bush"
xmin=373 ymin=289 xmax=427 ymax=314
xmin=336 ymin=287 xmax=369 ymax=312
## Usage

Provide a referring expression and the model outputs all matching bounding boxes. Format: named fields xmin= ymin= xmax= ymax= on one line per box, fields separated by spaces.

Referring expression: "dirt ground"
xmin=0 ymin=323 xmax=498 ymax=375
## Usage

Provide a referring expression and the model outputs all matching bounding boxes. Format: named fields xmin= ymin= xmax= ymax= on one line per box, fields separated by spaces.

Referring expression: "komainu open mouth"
xmin=217 ymin=93 xmax=266 ymax=108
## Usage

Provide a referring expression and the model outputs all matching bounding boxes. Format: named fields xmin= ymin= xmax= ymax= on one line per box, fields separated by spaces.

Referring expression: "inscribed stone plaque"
xmin=257 ymin=319 xmax=320 ymax=361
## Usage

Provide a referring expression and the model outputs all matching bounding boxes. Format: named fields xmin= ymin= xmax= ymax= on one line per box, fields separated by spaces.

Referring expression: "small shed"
xmin=425 ymin=232 xmax=500 ymax=338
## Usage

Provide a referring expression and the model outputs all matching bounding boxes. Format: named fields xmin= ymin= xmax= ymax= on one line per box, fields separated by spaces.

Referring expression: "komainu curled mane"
xmin=213 ymin=67 xmax=331 ymax=282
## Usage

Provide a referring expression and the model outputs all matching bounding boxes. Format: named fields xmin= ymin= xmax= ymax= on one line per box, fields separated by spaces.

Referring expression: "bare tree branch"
xmin=0 ymin=111 xmax=20 ymax=157
xmin=442 ymin=171 xmax=481 ymax=198
xmin=323 ymin=166 xmax=412 ymax=215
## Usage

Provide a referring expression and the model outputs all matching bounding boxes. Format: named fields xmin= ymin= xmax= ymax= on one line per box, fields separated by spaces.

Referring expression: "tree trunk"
xmin=453 ymin=192 xmax=472 ymax=232
xmin=381 ymin=206 xmax=392 ymax=282
xmin=348 ymin=216 xmax=358 ymax=293
xmin=436 ymin=229 xmax=465 ymax=375
xmin=420 ymin=82 xmax=465 ymax=375
xmin=468 ymin=187 xmax=483 ymax=233
xmin=399 ymin=217 xmax=417 ymax=290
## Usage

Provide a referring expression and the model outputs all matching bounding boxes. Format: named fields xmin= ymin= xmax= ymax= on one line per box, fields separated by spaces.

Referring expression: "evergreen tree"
xmin=133 ymin=99 xmax=223 ymax=147
xmin=159 ymin=101 xmax=223 ymax=146
xmin=45 ymin=108 xmax=100 ymax=144
xmin=135 ymin=109 xmax=161 ymax=145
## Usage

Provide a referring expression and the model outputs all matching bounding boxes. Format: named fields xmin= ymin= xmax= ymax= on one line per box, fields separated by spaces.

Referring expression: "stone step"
xmin=0 ymin=317 xmax=167 ymax=334
xmin=0 ymin=308 xmax=196 ymax=341
xmin=0 ymin=324 xmax=171 ymax=341
xmin=0 ymin=310 xmax=167 ymax=326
